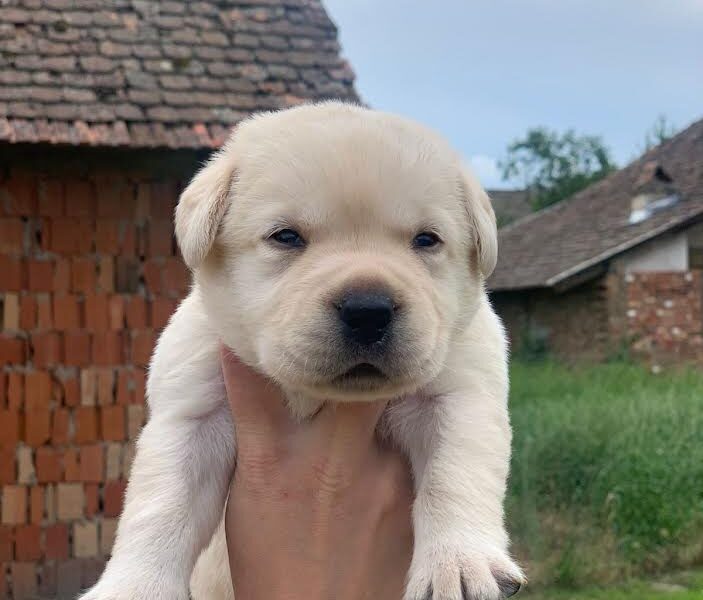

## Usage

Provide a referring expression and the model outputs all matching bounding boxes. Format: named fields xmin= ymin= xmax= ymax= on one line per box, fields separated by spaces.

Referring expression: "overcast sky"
xmin=324 ymin=0 xmax=703 ymax=189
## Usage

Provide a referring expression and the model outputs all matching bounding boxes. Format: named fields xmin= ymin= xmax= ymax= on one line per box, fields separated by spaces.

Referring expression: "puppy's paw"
xmin=78 ymin=580 xmax=190 ymax=600
xmin=404 ymin=547 xmax=524 ymax=600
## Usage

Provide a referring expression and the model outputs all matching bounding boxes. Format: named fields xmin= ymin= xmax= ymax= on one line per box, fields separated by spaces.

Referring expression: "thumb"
xmin=220 ymin=345 xmax=292 ymax=443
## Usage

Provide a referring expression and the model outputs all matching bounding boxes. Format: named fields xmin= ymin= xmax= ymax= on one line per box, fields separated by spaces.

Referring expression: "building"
xmin=0 ymin=1 xmax=357 ymax=597
xmin=488 ymin=189 xmax=531 ymax=227
xmin=489 ymin=117 xmax=703 ymax=364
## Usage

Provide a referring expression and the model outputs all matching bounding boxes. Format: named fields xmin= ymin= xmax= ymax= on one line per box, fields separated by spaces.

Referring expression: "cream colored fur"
xmin=80 ymin=102 xmax=524 ymax=600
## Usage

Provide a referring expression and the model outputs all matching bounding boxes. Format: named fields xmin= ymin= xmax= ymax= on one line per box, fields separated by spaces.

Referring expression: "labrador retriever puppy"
xmin=81 ymin=102 xmax=524 ymax=600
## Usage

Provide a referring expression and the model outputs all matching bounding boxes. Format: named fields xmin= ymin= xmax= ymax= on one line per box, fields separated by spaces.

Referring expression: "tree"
xmin=499 ymin=128 xmax=616 ymax=210
xmin=642 ymin=114 xmax=677 ymax=152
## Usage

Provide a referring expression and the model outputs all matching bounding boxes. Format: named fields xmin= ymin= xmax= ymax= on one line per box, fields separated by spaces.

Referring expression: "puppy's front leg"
xmin=388 ymin=387 xmax=524 ymax=600
xmin=80 ymin=404 xmax=233 ymax=600
xmin=81 ymin=295 xmax=234 ymax=600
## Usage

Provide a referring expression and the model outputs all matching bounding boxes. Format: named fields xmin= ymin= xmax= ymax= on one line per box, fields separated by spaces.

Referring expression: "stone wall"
xmin=0 ymin=147 xmax=200 ymax=599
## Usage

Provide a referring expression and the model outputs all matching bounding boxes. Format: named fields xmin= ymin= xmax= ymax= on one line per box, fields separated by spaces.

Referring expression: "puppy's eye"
xmin=270 ymin=228 xmax=305 ymax=248
xmin=412 ymin=232 xmax=442 ymax=249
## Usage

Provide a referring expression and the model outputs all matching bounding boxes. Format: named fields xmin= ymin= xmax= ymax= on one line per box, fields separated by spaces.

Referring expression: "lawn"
xmin=526 ymin=569 xmax=703 ymax=599
xmin=506 ymin=360 xmax=703 ymax=590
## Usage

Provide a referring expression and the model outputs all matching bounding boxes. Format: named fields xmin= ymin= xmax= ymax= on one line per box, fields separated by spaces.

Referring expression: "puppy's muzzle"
xmin=336 ymin=290 xmax=396 ymax=346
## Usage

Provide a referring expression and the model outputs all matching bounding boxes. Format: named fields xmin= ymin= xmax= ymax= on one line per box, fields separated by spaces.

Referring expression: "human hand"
xmin=222 ymin=347 xmax=414 ymax=600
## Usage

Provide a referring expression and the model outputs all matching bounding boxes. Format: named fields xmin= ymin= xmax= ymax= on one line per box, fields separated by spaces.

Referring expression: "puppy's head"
xmin=176 ymin=102 xmax=496 ymax=401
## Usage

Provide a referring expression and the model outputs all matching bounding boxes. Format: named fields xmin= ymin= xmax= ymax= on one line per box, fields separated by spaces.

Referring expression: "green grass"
xmin=526 ymin=570 xmax=703 ymax=599
xmin=507 ymin=360 xmax=703 ymax=588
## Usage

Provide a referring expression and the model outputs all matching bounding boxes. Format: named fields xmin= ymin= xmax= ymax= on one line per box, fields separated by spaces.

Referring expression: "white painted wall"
xmin=623 ymin=232 xmax=689 ymax=273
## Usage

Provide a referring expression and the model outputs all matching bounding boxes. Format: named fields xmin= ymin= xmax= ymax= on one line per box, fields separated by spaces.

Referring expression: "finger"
xmin=220 ymin=345 xmax=292 ymax=439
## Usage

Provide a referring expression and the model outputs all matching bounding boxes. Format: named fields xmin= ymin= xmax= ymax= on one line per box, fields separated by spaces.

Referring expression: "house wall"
xmin=0 ymin=146 xmax=202 ymax=598
xmin=491 ymin=277 xmax=612 ymax=362
xmin=621 ymin=232 xmax=689 ymax=273
xmin=493 ymin=262 xmax=703 ymax=365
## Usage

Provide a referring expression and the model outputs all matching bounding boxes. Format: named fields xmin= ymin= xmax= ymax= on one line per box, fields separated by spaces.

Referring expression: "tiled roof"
xmin=488 ymin=189 xmax=531 ymax=226
xmin=489 ymin=117 xmax=703 ymax=291
xmin=0 ymin=0 xmax=358 ymax=149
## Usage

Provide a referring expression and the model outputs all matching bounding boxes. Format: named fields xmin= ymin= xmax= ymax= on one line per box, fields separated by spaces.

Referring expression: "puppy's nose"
xmin=337 ymin=292 xmax=395 ymax=345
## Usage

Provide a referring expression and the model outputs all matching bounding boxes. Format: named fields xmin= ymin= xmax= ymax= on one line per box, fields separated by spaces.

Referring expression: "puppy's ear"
xmin=175 ymin=144 xmax=237 ymax=269
xmin=459 ymin=166 xmax=498 ymax=278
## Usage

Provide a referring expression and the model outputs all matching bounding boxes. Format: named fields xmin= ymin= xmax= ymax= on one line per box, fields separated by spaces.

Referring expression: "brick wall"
xmin=491 ymin=276 xmax=612 ymax=361
xmin=0 ymin=147 xmax=200 ymax=599
xmin=492 ymin=269 xmax=703 ymax=365
xmin=625 ymin=271 xmax=703 ymax=364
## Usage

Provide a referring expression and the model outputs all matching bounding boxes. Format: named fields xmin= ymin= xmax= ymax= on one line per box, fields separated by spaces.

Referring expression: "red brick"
xmin=19 ymin=296 xmax=36 ymax=330
xmin=25 ymin=372 xmax=51 ymax=405
xmin=98 ymin=256 xmax=115 ymax=292
xmin=147 ymin=220 xmax=174 ymax=256
xmin=1 ymin=174 xmax=37 ymax=215
xmin=101 ymin=405 xmax=125 ymax=442
xmin=51 ymin=408 xmax=70 ymax=445
xmin=53 ymin=258 xmax=71 ymax=292
xmin=142 ymin=259 xmax=162 ymax=294
xmin=0 ymin=524 xmax=12 ymax=561
xmin=123 ymin=224 xmax=137 ymax=257
xmin=131 ymin=330 xmax=155 ymax=367
xmin=0 ymin=336 xmax=26 ymax=365
xmin=7 ymin=372 xmax=23 ymax=410
xmin=79 ymin=445 xmax=104 ymax=482
xmin=84 ymin=293 xmax=109 ymax=332
xmin=151 ymin=181 xmax=178 ymax=217
xmin=37 ymin=178 xmax=64 ymax=217
xmin=11 ymin=561 xmax=37 ymax=599
xmin=104 ymin=480 xmax=127 ymax=517
xmin=36 ymin=447 xmax=62 ymax=483
xmin=151 ymin=296 xmax=176 ymax=330
xmin=71 ymin=258 xmax=97 ymax=293
xmin=116 ymin=258 xmax=140 ymax=293
xmin=95 ymin=220 xmax=120 ymax=254
xmin=0 ymin=218 xmax=24 ymax=254
xmin=85 ymin=483 xmax=99 ymax=518
xmin=25 ymin=374 xmax=51 ymax=447
xmin=30 ymin=332 xmax=61 ymax=367
xmin=53 ymin=294 xmax=81 ymax=330
xmin=95 ymin=181 xmax=129 ymax=218
xmin=50 ymin=218 xmax=93 ymax=255
xmin=1 ymin=485 xmax=27 ymax=524
xmin=63 ymin=448 xmax=80 ymax=482
xmin=36 ymin=295 xmax=53 ymax=330
xmin=29 ymin=487 xmax=43 ymax=524
xmin=57 ymin=559 xmax=82 ymax=597
xmin=97 ymin=369 xmax=114 ymax=406
xmin=133 ymin=369 xmax=146 ymax=404
xmin=0 ymin=371 xmax=5 ymax=406
xmin=27 ymin=260 xmax=54 ymax=292
xmin=63 ymin=376 xmax=80 ymax=407
xmin=63 ymin=332 xmax=91 ymax=366
xmin=125 ymin=296 xmax=147 ymax=329
xmin=74 ymin=407 xmax=98 ymax=444
xmin=33 ymin=218 xmax=52 ymax=253
xmin=0 ymin=256 xmax=24 ymax=291
xmin=0 ymin=449 xmax=14 ymax=484
xmin=65 ymin=180 xmax=95 ymax=217
xmin=108 ymin=295 xmax=125 ymax=330
xmin=92 ymin=332 xmax=124 ymax=366
xmin=0 ymin=410 xmax=20 ymax=450
xmin=116 ymin=370 xmax=133 ymax=405
xmin=14 ymin=524 xmax=41 ymax=560
xmin=45 ymin=523 xmax=69 ymax=559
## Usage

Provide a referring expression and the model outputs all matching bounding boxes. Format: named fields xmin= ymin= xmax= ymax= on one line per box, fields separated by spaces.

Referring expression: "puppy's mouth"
xmin=334 ymin=362 xmax=387 ymax=382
